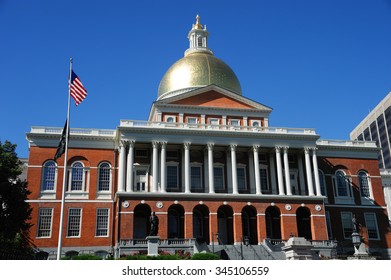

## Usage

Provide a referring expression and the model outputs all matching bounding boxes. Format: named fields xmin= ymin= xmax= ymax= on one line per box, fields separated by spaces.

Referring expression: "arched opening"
xmin=265 ymin=206 xmax=281 ymax=240
xmin=241 ymin=205 xmax=258 ymax=245
xmin=217 ymin=205 xmax=234 ymax=245
xmin=193 ymin=204 xmax=210 ymax=243
xmin=133 ymin=204 xmax=151 ymax=239
xmin=167 ymin=204 xmax=184 ymax=238
xmin=296 ymin=207 xmax=312 ymax=240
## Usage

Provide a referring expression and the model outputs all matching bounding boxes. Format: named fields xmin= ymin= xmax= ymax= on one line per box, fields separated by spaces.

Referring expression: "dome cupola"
xmin=157 ymin=15 xmax=242 ymax=100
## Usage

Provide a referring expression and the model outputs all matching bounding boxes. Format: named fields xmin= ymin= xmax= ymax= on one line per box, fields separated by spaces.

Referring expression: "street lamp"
xmin=240 ymin=236 xmax=249 ymax=260
xmin=351 ymin=231 xmax=361 ymax=250
xmin=351 ymin=214 xmax=364 ymax=256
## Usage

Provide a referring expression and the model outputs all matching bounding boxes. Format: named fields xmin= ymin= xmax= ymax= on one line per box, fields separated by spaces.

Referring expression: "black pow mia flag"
xmin=54 ymin=120 xmax=68 ymax=161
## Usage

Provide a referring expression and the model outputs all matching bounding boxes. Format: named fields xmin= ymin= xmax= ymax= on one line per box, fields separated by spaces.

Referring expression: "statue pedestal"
xmin=146 ymin=236 xmax=160 ymax=256
xmin=282 ymin=237 xmax=314 ymax=260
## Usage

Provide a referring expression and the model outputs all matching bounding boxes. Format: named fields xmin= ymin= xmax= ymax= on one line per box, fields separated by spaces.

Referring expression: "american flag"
xmin=70 ymin=70 xmax=87 ymax=106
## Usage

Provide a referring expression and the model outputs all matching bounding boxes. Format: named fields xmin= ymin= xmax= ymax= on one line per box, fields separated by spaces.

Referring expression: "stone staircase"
xmin=207 ymin=244 xmax=286 ymax=260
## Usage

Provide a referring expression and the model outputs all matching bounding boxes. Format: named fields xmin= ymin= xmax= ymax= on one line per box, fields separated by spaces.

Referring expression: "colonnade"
xmin=117 ymin=141 xmax=322 ymax=197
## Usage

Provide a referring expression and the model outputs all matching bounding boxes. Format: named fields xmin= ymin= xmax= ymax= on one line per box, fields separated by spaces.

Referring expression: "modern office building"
xmin=26 ymin=16 xmax=391 ymax=259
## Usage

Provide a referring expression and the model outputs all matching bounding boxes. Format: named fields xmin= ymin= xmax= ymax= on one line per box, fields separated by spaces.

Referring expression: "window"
xmin=96 ymin=208 xmax=109 ymax=237
xmin=237 ymin=166 xmax=247 ymax=191
xmin=67 ymin=208 xmax=82 ymax=237
xmin=191 ymin=165 xmax=202 ymax=191
xmin=364 ymin=213 xmax=380 ymax=240
xmin=70 ymin=162 xmax=84 ymax=191
xmin=251 ymin=121 xmax=260 ymax=127
xmin=334 ymin=170 xmax=353 ymax=204
xmin=135 ymin=149 xmax=148 ymax=158
xmin=37 ymin=208 xmax=53 ymax=238
xmin=41 ymin=161 xmax=57 ymax=192
xmin=167 ymin=165 xmax=178 ymax=190
xmin=341 ymin=212 xmax=353 ymax=239
xmin=165 ymin=116 xmax=176 ymax=123
xmin=135 ymin=168 xmax=148 ymax=192
xmin=167 ymin=150 xmax=179 ymax=159
xmin=98 ymin=162 xmax=111 ymax=192
xmin=188 ymin=117 xmax=198 ymax=124
xmin=230 ymin=119 xmax=240 ymax=127
xmin=214 ymin=166 xmax=225 ymax=191
xmin=260 ymin=165 xmax=269 ymax=192
xmin=358 ymin=171 xmax=371 ymax=199
xmin=209 ymin=118 xmax=219 ymax=126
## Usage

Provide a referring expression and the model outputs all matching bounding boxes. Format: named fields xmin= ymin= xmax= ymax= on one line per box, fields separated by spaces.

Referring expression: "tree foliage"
xmin=0 ymin=140 xmax=34 ymax=259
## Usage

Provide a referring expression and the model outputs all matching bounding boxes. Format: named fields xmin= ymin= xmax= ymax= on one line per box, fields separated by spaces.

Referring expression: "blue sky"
xmin=1 ymin=0 xmax=391 ymax=158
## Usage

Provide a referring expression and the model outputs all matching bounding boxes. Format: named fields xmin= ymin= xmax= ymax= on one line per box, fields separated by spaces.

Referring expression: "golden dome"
xmin=158 ymin=52 xmax=242 ymax=99
xmin=157 ymin=15 xmax=242 ymax=100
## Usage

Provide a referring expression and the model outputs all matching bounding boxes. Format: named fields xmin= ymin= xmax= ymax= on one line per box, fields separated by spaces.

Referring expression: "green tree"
xmin=0 ymin=140 xmax=34 ymax=259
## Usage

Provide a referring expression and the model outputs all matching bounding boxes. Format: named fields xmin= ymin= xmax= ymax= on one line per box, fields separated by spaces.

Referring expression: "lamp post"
xmin=240 ymin=236 xmax=249 ymax=260
xmin=350 ymin=214 xmax=369 ymax=258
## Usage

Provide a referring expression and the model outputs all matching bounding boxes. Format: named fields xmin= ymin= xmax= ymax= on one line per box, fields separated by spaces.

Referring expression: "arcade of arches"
xmin=119 ymin=200 xmax=326 ymax=244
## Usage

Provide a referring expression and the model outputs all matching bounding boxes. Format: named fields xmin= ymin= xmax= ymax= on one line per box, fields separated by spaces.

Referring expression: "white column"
xmin=152 ymin=141 xmax=159 ymax=193
xmin=312 ymin=148 xmax=322 ymax=196
xmin=208 ymin=143 xmax=215 ymax=193
xmin=204 ymin=148 xmax=209 ymax=192
xmin=269 ymin=152 xmax=277 ymax=194
xmin=283 ymin=147 xmax=292 ymax=195
xmin=118 ymin=142 xmax=126 ymax=192
xmin=126 ymin=141 xmax=135 ymax=193
xmin=253 ymin=145 xmax=262 ymax=195
xmin=160 ymin=142 xmax=167 ymax=193
xmin=304 ymin=148 xmax=315 ymax=196
xmin=230 ymin=144 xmax=238 ymax=194
xmin=184 ymin=142 xmax=191 ymax=193
xmin=275 ymin=147 xmax=285 ymax=195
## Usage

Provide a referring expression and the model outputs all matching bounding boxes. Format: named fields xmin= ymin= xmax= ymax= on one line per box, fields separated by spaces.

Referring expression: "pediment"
xmin=155 ymin=85 xmax=272 ymax=112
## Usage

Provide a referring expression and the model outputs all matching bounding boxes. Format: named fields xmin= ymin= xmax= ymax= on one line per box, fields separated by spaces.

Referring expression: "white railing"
xmin=317 ymin=139 xmax=377 ymax=148
xmin=120 ymin=120 xmax=317 ymax=135
xmin=30 ymin=126 xmax=115 ymax=136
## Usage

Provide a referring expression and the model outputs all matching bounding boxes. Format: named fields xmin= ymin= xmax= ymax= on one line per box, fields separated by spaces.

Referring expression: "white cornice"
xmin=116 ymin=191 xmax=325 ymax=202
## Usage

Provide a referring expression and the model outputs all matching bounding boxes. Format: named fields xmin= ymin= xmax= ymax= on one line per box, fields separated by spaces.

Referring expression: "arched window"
xmin=335 ymin=170 xmax=351 ymax=196
xmin=358 ymin=171 xmax=372 ymax=200
xmin=41 ymin=161 xmax=57 ymax=192
xmin=70 ymin=162 xmax=84 ymax=191
xmin=334 ymin=170 xmax=353 ymax=204
xmin=98 ymin=162 xmax=111 ymax=192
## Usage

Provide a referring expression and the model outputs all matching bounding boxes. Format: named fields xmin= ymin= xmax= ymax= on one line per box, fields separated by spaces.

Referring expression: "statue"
xmin=149 ymin=212 xmax=159 ymax=236
xmin=352 ymin=215 xmax=361 ymax=233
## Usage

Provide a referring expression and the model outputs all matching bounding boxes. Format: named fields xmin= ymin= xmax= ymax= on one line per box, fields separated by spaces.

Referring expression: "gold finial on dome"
xmin=194 ymin=14 xmax=203 ymax=29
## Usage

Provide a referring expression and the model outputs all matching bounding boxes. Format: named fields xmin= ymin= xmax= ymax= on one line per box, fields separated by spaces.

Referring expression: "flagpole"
xmin=57 ymin=57 xmax=73 ymax=260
